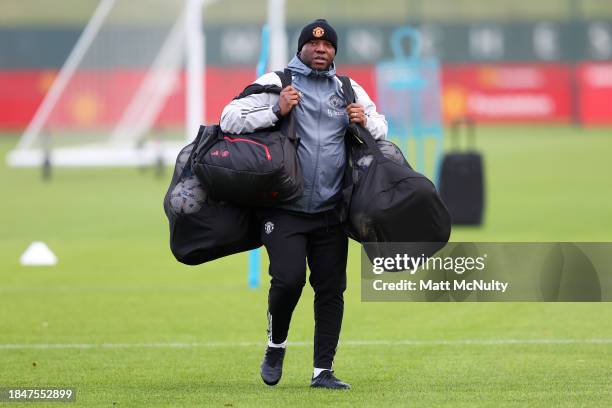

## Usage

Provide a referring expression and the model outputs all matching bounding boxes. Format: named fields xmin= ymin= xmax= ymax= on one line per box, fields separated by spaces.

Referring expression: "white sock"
xmin=267 ymin=339 xmax=287 ymax=348
xmin=313 ymin=367 xmax=330 ymax=378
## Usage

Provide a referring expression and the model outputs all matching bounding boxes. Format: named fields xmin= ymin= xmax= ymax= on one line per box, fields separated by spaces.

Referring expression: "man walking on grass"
xmin=220 ymin=18 xmax=387 ymax=389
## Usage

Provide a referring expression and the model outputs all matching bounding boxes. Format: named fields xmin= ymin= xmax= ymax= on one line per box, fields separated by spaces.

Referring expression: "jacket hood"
xmin=287 ymin=54 xmax=336 ymax=78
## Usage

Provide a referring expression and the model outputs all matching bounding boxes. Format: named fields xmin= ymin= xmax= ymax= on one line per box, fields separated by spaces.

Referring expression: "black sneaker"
xmin=310 ymin=370 xmax=351 ymax=390
xmin=260 ymin=346 xmax=286 ymax=386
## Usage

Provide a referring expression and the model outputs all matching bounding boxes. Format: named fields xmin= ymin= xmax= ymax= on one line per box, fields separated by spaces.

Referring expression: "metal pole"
xmin=267 ymin=0 xmax=288 ymax=71
xmin=186 ymin=0 xmax=205 ymax=142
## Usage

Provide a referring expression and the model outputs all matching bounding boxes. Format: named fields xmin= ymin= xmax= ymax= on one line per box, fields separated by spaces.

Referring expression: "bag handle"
xmin=226 ymin=69 xmax=297 ymax=142
xmin=233 ymin=69 xmax=291 ymax=99
xmin=285 ymin=109 xmax=297 ymax=143
xmin=450 ymin=117 xmax=476 ymax=151
xmin=276 ymin=68 xmax=292 ymax=89
xmin=277 ymin=69 xmax=298 ymax=143
xmin=192 ymin=125 xmax=220 ymax=165
xmin=338 ymin=75 xmax=355 ymax=105
xmin=338 ymin=76 xmax=386 ymax=162
xmin=181 ymin=124 xmax=207 ymax=178
xmin=347 ymin=123 xmax=387 ymax=162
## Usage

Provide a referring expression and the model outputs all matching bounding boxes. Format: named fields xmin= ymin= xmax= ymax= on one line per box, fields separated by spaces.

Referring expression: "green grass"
xmin=1 ymin=126 xmax=611 ymax=407
xmin=2 ymin=0 xmax=612 ymax=26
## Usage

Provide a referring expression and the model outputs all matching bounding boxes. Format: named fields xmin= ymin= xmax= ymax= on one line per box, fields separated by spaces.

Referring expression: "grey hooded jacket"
xmin=220 ymin=55 xmax=388 ymax=213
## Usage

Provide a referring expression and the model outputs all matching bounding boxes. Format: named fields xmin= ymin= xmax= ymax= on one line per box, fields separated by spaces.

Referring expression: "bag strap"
xmin=275 ymin=68 xmax=293 ymax=88
xmin=192 ymin=124 xmax=220 ymax=164
xmin=338 ymin=76 xmax=386 ymax=162
xmin=234 ymin=83 xmax=280 ymax=99
xmin=181 ymin=124 xmax=207 ymax=177
xmin=338 ymin=75 xmax=355 ymax=105
xmin=190 ymin=125 xmax=206 ymax=160
xmin=275 ymin=69 xmax=297 ymax=143
xmin=234 ymin=69 xmax=292 ymax=99
xmin=347 ymin=124 xmax=386 ymax=162
xmin=228 ymin=69 xmax=297 ymax=143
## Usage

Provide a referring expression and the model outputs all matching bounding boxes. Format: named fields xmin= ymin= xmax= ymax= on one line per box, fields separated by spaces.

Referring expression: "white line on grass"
xmin=1 ymin=338 xmax=611 ymax=350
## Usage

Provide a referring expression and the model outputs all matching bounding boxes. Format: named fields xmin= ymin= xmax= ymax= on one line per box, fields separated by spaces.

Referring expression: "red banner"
xmin=0 ymin=71 xmax=53 ymax=129
xmin=0 ymin=66 xmax=376 ymax=131
xmin=3 ymin=63 xmax=611 ymax=130
xmin=441 ymin=64 xmax=572 ymax=123
xmin=577 ymin=62 xmax=612 ymax=125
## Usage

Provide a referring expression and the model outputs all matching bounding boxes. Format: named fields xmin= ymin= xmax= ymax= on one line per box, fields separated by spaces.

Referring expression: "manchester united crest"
xmin=313 ymin=27 xmax=325 ymax=38
xmin=329 ymin=94 xmax=344 ymax=109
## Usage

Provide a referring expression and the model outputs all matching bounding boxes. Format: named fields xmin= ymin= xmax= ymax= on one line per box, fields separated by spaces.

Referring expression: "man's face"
xmin=299 ymin=39 xmax=336 ymax=71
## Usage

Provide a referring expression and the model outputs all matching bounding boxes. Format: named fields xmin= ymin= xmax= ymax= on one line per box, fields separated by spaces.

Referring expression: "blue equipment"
xmin=247 ymin=24 xmax=271 ymax=289
xmin=375 ymin=26 xmax=444 ymax=182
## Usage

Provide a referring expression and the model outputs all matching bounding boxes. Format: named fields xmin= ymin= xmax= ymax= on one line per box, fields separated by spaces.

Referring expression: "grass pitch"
xmin=1 ymin=126 xmax=611 ymax=407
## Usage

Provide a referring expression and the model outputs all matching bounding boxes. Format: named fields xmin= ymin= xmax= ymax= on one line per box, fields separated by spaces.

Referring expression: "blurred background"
xmin=1 ymin=0 xmax=612 ymax=129
xmin=1 ymin=1 xmax=611 ymax=405
xmin=1 ymin=0 xmax=611 ymax=238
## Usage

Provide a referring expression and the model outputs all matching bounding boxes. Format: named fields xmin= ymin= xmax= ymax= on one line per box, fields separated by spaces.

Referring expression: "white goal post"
xmin=7 ymin=0 xmax=287 ymax=168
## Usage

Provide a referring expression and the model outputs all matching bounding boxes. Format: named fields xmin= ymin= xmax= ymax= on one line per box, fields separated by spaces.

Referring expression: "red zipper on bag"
xmin=223 ymin=136 xmax=272 ymax=161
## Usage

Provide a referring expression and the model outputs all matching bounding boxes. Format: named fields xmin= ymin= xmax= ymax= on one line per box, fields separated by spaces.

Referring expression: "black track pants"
xmin=259 ymin=208 xmax=348 ymax=369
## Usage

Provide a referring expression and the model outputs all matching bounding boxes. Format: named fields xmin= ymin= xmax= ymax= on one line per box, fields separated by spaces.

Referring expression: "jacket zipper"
xmin=223 ymin=136 xmax=271 ymax=161
xmin=307 ymin=78 xmax=323 ymax=212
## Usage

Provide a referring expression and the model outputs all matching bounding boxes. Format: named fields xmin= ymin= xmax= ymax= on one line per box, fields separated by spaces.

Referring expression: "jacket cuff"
xmin=272 ymin=102 xmax=283 ymax=120
xmin=269 ymin=104 xmax=281 ymax=124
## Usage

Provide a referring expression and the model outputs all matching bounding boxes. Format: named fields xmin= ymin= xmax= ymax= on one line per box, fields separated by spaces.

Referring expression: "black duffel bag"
xmin=163 ymin=126 xmax=261 ymax=265
xmin=344 ymin=124 xmax=451 ymax=262
xmin=192 ymin=70 xmax=302 ymax=207
xmin=336 ymin=76 xmax=451 ymax=256
xmin=346 ymin=124 xmax=451 ymax=243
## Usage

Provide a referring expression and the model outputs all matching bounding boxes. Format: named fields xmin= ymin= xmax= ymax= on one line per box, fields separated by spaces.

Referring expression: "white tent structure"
xmin=7 ymin=0 xmax=287 ymax=168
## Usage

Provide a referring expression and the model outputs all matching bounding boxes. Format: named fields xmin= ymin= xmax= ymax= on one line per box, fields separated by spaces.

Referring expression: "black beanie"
xmin=297 ymin=19 xmax=338 ymax=54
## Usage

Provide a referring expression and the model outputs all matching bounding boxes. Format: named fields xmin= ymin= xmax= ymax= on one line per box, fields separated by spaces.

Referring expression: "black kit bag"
xmin=337 ymin=77 xmax=451 ymax=263
xmin=163 ymin=125 xmax=261 ymax=265
xmin=192 ymin=70 xmax=302 ymax=207
xmin=438 ymin=118 xmax=485 ymax=225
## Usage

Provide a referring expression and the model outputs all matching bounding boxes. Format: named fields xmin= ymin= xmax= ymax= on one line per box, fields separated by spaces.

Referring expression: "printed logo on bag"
xmin=211 ymin=150 xmax=229 ymax=158
xmin=313 ymin=27 xmax=325 ymax=38
xmin=264 ymin=221 xmax=274 ymax=235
